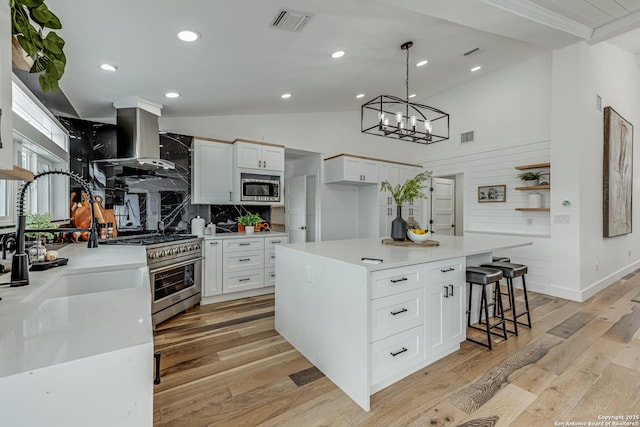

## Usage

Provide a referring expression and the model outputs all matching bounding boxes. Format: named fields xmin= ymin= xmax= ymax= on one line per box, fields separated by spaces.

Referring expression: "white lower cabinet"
xmin=370 ymin=325 xmax=425 ymax=385
xmin=368 ymin=257 xmax=465 ymax=390
xmin=223 ymin=269 xmax=265 ymax=293
xmin=203 ymin=239 xmax=223 ymax=297
xmin=203 ymin=234 xmax=288 ymax=298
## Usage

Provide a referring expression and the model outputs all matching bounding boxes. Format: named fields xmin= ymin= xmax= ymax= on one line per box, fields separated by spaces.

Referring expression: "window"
xmin=0 ymin=76 xmax=70 ymax=227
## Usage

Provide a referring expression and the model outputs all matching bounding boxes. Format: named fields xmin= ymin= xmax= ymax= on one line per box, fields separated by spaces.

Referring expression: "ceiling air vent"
xmin=270 ymin=8 xmax=313 ymax=32
xmin=461 ymin=131 xmax=475 ymax=144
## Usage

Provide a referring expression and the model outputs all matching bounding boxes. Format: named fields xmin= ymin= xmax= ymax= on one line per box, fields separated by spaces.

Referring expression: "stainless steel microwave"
xmin=240 ymin=172 xmax=281 ymax=202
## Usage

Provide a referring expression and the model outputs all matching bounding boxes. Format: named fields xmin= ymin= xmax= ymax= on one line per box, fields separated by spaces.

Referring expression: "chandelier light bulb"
xmin=396 ymin=111 xmax=403 ymax=124
xmin=425 ymin=120 xmax=433 ymax=134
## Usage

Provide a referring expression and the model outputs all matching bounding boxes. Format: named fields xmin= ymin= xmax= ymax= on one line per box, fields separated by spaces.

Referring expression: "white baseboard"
xmin=579 ymin=261 xmax=640 ymax=302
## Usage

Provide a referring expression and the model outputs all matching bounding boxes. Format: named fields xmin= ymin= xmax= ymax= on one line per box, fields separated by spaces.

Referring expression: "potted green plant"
xmin=380 ymin=171 xmax=432 ymax=241
xmin=25 ymin=211 xmax=58 ymax=240
xmin=25 ymin=212 xmax=58 ymax=263
xmin=517 ymin=171 xmax=541 ymax=186
xmin=11 ymin=0 xmax=67 ymax=93
xmin=237 ymin=212 xmax=265 ymax=234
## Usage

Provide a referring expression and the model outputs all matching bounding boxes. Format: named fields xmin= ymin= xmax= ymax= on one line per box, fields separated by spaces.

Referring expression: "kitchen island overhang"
xmin=275 ymin=235 xmax=532 ymax=411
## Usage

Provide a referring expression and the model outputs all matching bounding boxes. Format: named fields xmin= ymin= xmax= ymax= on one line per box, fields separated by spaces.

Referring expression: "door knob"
xmin=299 ymin=226 xmax=307 ymax=230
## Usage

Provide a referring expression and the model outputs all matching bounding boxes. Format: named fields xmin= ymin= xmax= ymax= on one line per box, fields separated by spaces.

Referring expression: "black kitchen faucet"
xmin=9 ymin=170 xmax=99 ymax=287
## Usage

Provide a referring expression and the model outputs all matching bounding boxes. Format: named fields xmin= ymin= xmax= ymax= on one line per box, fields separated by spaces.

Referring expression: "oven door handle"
xmin=149 ymin=257 xmax=205 ymax=274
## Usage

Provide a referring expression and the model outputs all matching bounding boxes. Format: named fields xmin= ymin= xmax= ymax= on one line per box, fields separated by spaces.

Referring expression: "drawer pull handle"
xmin=390 ymin=308 xmax=408 ymax=316
xmin=449 ymin=284 xmax=454 ymax=296
xmin=443 ymin=285 xmax=449 ymax=298
xmin=390 ymin=277 xmax=408 ymax=283
xmin=153 ymin=351 xmax=162 ymax=385
xmin=271 ymin=240 xmax=282 ymax=244
xmin=271 ymin=255 xmax=276 ymax=259
xmin=239 ymin=243 xmax=251 ymax=246
xmin=239 ymin=258 xmax=251 ymax=262
xmin=209 ymin=242 xmax=219 ymax=245
xmin=239 ymin=278 xmax=251 ymax=282
xmin=390 ymin=347 xmax=408 ymax=357
xmin=270 ymin=273 xmax=276 ymax=278
xmin=441 ymin=267 xmax=455 ymax=273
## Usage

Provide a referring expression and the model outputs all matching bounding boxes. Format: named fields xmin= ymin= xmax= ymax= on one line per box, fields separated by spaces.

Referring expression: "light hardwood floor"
xmin=153 ymin=272 xmax=640 ymax=427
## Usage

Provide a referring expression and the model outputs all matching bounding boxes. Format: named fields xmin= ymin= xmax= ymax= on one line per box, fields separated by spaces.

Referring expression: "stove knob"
xmin=188 ymin=244 xmax=195 ymax=251
xmin=180 ymin=245 xmax=187 ymax=253
xmin=159 ymin=250 xmax=166 ymax=258
xmin=148 ymin=251 xmax=156 ymax=259
xmin=171 ymin=248 xmax=179 ymax=255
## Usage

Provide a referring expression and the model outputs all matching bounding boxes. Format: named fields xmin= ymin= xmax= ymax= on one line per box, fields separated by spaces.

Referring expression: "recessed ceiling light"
xmin=177 ymin=30 xmax=200 ymax=42
xmin=470 ymin=65 xmax=482 ymax=72
xmin=416 ymin=60 xmax=428 ymax=67
xmin=356 ymin=93 xmax=365 ymax=99
xmin=281 ymin=93 xmax=292 ymax=99
xmin=100 ymin=63 xmax=117 ymax=72
xmin=409 ymin=94 xmax=416 ymax=98
xmin=331 ymin=50 xmax=345 ymax=59
xmin=165 ymin=92 xmax=180 ymax=98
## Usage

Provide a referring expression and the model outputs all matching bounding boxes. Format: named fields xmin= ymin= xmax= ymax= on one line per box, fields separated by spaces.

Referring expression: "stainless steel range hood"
xmin=94 ymin=99 xmax=175 ymax=170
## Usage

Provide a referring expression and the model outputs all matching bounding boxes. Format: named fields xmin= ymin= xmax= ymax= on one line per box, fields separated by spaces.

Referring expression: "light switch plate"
xmin=554 ymin=214 xmax=570 ymax=224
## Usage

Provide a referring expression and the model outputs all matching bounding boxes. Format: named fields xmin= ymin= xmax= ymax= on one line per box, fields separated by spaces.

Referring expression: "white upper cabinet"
xmin=234 ymin=139 xmax=284 ymax=171
xmin=324 ymin=155 xmax=379 ymax=184
xmin=191 ymin=138 xmax=234 ymax=204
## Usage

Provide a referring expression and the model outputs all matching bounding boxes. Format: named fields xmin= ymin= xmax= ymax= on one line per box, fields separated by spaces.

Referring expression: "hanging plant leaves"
xmin=11 ymin=0 xmax=66 ymax=93
xmin=29 ymin=4 xmax=61 ymax=29
xmin=30 ymin=56 xmax=48 ymax=73
xmin=16 ymin=0 xmax=45 ymax=8
xmin=43 ymin=33 xmax=63 ymax=54
xmin=16 ymin=34 xmax=37 ymax=57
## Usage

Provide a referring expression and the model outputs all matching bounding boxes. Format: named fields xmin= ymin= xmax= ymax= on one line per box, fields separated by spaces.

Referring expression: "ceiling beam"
xmin=480 ymin=0 xmax=593 ymax=39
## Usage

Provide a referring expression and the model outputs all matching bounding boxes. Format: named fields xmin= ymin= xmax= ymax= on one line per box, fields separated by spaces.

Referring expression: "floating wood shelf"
xmin=515 ymin=208 xmax=550 ymax=212
xmin=515 ymin=162 xmax=550 ymax=170
xmin=515 ymin=185 xmax=550 ymax=191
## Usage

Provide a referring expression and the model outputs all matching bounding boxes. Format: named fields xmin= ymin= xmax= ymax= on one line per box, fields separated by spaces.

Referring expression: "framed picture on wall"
xmin=478 ymin=185 xmax=506 ymax=203
xmin=603 ymin=106 xmax=633 ymax=237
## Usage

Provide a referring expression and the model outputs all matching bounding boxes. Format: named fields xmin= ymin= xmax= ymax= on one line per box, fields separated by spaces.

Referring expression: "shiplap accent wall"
xmin=422 ymin=139 xmax=552 ymax=294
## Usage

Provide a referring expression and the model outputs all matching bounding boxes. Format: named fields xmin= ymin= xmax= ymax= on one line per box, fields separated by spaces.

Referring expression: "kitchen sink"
xmin=32 ymin=267 xmax=149 ymax=300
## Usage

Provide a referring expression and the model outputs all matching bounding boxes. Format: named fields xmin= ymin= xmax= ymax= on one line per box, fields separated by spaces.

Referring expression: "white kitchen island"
xmin=275 ymin=234 xmax=532 ymax=411
xmin=0 ymin=244 xmax=153 ymax=427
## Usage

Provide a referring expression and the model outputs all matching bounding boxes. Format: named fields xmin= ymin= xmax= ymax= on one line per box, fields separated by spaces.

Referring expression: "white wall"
xmin=415 ymin=53 xmax=552 ymax=163
xmin=0 ymin=3 xmax=13 ymax=169
xmin=551 ymin=41 xmax=640 ymax=300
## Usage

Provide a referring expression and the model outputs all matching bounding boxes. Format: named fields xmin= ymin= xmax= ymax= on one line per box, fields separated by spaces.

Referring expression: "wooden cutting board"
xmin=381 ymin=238 xmax=439 ymax=247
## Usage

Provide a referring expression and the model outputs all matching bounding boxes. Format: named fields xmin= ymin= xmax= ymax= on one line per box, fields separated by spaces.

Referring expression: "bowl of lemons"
xmin=407 ymin=228 xmax=431 ymax=242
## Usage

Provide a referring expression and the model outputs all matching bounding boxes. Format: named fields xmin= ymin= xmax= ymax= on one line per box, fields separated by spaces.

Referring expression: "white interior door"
xmin=285 ymin=175 xmax=307 ymax=243
xmin=431 ymin=177 xmax=455 ymax=235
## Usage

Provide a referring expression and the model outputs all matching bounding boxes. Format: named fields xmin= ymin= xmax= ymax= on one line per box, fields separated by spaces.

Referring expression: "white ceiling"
xmin=43 ymin=0 xmax=640 ymax=120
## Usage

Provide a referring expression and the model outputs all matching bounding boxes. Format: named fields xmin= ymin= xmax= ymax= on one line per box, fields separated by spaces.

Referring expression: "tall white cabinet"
xmin=191 ymin=138 xmax=234 ymax=204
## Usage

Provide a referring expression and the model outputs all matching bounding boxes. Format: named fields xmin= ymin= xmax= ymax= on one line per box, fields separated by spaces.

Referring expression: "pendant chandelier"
xmin=361 ymin=41 xmax=449 ymax=144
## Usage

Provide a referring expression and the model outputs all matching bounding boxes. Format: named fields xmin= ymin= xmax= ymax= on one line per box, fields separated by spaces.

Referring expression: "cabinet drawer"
xmin=429 ymin=257 xmax=465 ymax=282
xmin=223 ymin=269 xmax=264 ymax=293
xmin=370 ymin=266 xmax=423 ymax=299
xmin=223 ymin=251 xmax=264 ymax=271
xmin=265 ymin=267 xmax=276 ymax=287
xmin=223 ymin=238 xmax=264 ymax=252
xmin=370 ymin=325 xmax=425 ymax=385
xmin=265 ymin=236 xmax=288 ymax=250
xmin=370 ymin=288 xmax=424 ymax=342
xmin=265 ymin=249 xmax=276 ymax=268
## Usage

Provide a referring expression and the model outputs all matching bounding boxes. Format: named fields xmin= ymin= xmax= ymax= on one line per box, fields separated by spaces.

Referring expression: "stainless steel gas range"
xmin=101 ymin=234 xmax=203 ymax=326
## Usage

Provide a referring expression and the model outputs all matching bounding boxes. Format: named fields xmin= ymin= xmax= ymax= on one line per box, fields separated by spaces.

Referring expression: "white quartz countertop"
xmin=0 ymin=243 xmax=151 ymax=377
xmin=281 ymin=235 xmax=532 ymax=271
xmin=204 ymin=231 xmax=288 ymax=240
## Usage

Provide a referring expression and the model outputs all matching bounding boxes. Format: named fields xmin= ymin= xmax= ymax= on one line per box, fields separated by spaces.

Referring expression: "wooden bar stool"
xmin=481 ymin=261 xmax=532 ymax=336
xmin=466 ymin=266 xmax=507 ymax=350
